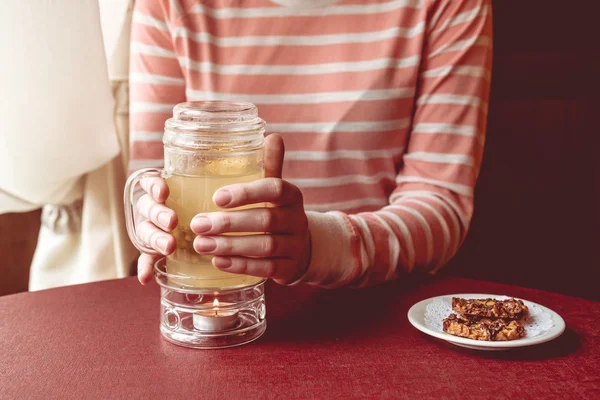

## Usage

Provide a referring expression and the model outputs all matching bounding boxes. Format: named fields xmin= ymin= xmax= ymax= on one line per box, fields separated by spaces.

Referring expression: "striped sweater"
xmin=129 ymin=0 xmax=492 ymax=287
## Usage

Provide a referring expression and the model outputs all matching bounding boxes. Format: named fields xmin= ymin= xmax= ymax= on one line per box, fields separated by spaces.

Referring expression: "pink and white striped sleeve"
xmin=129 ymin=0 xmax=186 ymax=172
xmin=300 ymin=0 xmax=493 ymax=288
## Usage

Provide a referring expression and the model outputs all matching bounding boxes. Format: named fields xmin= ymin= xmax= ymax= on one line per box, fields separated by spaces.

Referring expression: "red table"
xmin=1 ymin=276 xmax=598 ymax=399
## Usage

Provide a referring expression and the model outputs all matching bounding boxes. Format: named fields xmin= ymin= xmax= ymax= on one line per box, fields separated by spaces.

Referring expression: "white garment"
xmin=0 ymin=0 xmax=137 ymax=290
xmin=29 ymin=81 xmax=137 ymax=290
xmin=0 ymin=1 xmax=120 ymax=213
xmin=99 ymin=0 xmax=133 ymax=81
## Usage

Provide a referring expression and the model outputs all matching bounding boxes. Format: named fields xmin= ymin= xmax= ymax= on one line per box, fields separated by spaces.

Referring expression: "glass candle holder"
xmin=154 ymin=258 xmax=266 ymax=349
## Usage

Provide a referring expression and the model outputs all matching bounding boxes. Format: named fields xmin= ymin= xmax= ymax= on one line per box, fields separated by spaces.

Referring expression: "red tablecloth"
xmin=0 ymin=276 xmax=598 ymax=399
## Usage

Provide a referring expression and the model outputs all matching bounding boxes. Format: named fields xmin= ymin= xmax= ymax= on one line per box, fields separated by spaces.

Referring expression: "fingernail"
xmin=213 ymin=190 xmax=232 ymax=207
xmin=195 ymin=237 xmax=217 ymax=252
xmin=156 ymin=236 xmax=169 ymax=253
xmin=213 ymin=257 xmax=233 ymax=270
xmin=191 ymin=216 xmax=212 ymax=233
xmin=158 ymin=212 xmax=172 ymax=229
xmin=138 ymin=270 xmax=148 ymax=285
xmin=152 ymin=184 xmax=160 ymax=199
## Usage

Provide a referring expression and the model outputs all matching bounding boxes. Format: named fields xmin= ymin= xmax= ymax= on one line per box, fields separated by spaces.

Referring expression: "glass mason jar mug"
xmin=124 ymin=101 xmax=268 ymax=349
xmin=124 ymin=101 xmax=266 ymax=289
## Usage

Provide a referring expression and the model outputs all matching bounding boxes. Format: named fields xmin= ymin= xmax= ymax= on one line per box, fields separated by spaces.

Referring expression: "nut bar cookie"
xmin=443 ymin=314 xmax=525 ymax=341
xmin=452 ymin=297 xmax=528 ymax=320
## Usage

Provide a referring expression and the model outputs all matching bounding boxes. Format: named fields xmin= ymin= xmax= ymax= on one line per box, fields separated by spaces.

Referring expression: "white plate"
xmin=407 ymin=293 xmax=566 ymax=351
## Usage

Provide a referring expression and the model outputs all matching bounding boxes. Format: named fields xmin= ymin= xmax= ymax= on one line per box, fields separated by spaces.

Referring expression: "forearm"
xmin=299 ymin=186 xmax=468 ymax=288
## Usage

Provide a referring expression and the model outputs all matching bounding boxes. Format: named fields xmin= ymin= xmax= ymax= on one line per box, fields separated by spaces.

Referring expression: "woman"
xmin=129 ymin=0 xmax=492 ymax=287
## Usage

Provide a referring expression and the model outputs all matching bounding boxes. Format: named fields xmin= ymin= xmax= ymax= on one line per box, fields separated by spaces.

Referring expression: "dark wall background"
xmin=0 ymin=210 xmax=40 ymax=296
xmin=1 ymin=0 xmax=598 ymax=298
xmin=444 ymin=0 xmax=599 ymax=300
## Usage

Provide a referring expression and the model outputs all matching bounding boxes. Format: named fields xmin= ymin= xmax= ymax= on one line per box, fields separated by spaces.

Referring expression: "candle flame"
xmin=212 ymin=298 xmax=220 ymax=316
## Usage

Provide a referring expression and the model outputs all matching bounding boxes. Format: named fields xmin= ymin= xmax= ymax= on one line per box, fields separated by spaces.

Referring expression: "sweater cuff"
xmin=291 ymin=211 xmax=360 ymax=288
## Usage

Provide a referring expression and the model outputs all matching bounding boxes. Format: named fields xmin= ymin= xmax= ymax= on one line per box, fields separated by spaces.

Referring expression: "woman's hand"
xmin=191 ymin=134 xmax=311 ymax=285
xmin=134 ymin=176 xmax=177 ymax=285
xmin=133 ymin=133 xmax=310 ymax=285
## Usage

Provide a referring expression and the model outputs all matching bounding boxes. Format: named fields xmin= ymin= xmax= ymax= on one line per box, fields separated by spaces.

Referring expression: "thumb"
xmin=264 ymin=133 xmax=285 ymax=179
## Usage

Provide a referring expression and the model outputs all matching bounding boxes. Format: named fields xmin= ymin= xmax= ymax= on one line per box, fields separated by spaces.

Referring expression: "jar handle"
xmin=124 ymin=168 xmax=165 ymax=254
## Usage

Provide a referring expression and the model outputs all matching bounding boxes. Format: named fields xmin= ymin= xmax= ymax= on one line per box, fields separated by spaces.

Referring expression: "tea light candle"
xmin=193 ymin=299 xmax=239 ymax=332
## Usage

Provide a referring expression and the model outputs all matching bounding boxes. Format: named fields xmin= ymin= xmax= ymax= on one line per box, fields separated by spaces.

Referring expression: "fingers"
xmin=137 ymin=194 xmax=178 ymax=231
xmin=137 ymin=220 xmax=177 ymax=256
xmin=135 ymin=176 xmax=177 ymax=257
xmin=211 ymin=134 xmax=290 ymax=209
xmin=212 ymin=256 xmax=300 ymax=283
xmin=137 ymin=253 xmax=163 ymax=285
xmin=191 ymin=207 xmax=306 ymax=235
xmin=213 ymin=178 xmax=302 ymax=208
xmin=193 ymin=234 xmax=301 ymax=258
xmin=264 ymin=133 xmax=285 ymax=179
xmin=139 ymin=177 xmax=169 ymax=203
